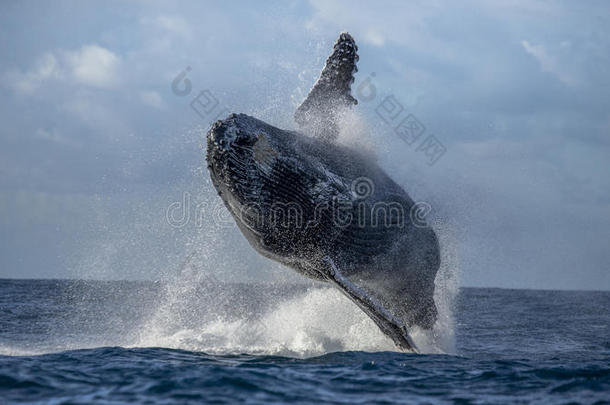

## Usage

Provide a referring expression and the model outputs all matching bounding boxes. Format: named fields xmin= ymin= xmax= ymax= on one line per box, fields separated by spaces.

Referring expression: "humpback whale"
xmin=206 ymin=33 xmax=440 ymax=352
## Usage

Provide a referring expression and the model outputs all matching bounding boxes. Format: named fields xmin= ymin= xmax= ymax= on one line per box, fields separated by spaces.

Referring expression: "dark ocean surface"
xmin=0 ymin=279 xmax=608 ymax=404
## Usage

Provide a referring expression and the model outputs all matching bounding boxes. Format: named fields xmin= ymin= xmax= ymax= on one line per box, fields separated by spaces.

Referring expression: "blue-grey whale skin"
xmin=206 ymin=33 xmax=439 ymax=352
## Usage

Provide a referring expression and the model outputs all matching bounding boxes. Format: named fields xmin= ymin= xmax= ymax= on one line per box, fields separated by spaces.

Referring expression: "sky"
xmin=0 ymin=0 xmax=608 ymax=290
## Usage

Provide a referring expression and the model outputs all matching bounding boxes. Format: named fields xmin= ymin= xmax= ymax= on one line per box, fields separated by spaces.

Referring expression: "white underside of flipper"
xmin=321 ymin=256 xmax=419 ymax=353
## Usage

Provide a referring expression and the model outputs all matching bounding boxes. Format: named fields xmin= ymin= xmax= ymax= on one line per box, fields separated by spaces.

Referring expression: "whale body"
xmin=206 ymin=33 xmax=440 ymax=351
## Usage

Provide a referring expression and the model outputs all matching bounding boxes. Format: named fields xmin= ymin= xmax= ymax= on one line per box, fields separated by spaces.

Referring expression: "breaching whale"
xmin=206 ymin=33 xmax=440 ymax=352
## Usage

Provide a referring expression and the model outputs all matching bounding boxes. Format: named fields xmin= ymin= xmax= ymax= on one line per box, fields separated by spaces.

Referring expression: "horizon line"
xmin=0 ymin=277 xmax=608 ymax=293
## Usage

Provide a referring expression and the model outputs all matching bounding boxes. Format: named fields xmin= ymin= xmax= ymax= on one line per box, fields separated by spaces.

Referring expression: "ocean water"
xmin=0 ymin=279 xmax=608 ymax=404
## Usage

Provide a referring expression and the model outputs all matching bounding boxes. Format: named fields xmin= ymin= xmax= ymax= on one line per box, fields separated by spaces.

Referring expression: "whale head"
xmin=206 ymin=113 xmax=322 ymax=270
xmin=207 ymin=114 xmax=268 ymax=204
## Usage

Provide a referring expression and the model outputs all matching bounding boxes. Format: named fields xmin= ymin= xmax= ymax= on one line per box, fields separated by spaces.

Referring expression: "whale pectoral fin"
xmin=294 ymin=33 xmax=359 ymax=141
xmin=321 ymin=256 xmax=419 ymax=353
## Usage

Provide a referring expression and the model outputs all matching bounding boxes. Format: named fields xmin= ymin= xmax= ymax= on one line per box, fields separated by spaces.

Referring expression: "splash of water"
xmin=134 ymin=227 xmax=458 ymax=358
xmin=136 ymin=283 xmax=396 ymax=358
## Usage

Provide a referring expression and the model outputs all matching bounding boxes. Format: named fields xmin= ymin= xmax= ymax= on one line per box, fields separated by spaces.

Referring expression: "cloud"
xmin=64 ymin=45 xmax=121 ymax=88
xmin=364 ymin=29 xmax=385 ymax=46
xmin=139 ymin=90 xmax=165 ymax=109
xmin=154 ymin=15 xmax=192 ymax=38
xmin=521 ymin=40 xmax=576 ymax=86
xmin=35 ymin=128 xmax=79 ymax=147
xmin=3 ymin=44 xmax=120 ymax=94
xmin=3 ymin=52 xmax=62 ymax=95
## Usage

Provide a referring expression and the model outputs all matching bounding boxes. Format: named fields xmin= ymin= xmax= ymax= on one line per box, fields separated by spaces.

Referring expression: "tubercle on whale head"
xmin=207 ymin=114 xmax=259 ymax=202
xmin=207 ymin=114 xmax=256 ymax=153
